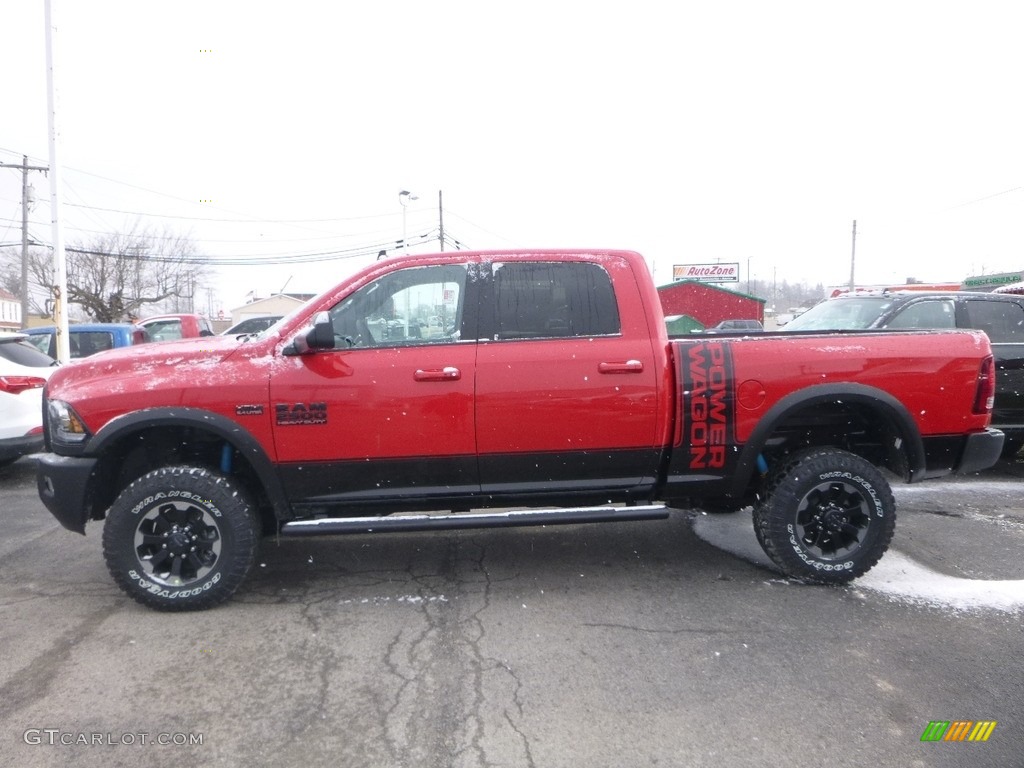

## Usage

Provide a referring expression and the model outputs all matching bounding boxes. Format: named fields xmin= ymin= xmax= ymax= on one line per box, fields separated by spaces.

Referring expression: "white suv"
xmin=0 ymin=332 xmax=59 ymax=467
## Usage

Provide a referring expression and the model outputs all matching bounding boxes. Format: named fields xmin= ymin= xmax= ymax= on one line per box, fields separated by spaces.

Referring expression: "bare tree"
xmin=0 ymin=246 xmax=50 ymax=316
xmin=24 ymin=226 xmax=208 ymax=322
xmin=0 ymin=250 xmax=18 ymax=298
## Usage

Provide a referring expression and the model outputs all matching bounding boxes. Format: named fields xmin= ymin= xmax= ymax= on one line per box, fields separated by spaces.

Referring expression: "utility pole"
xmin=849 ymin=219 xmax=857 ymax=291
xmin=438 ymin=189 xmax=444 ymax=252
xmin=45 ymin=0 xmax=71 ymax=362
xmin=0 ymin=156 xmax=49 ymax=328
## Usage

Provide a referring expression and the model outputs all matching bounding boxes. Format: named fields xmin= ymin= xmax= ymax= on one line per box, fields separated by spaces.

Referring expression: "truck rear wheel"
xmin=752 ymin=448 xmax=895 ymax=584
xmin=102 ymin=466 xmax=259 ymax=611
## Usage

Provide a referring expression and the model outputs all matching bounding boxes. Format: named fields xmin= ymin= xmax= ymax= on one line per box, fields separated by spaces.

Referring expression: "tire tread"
xmin=102 ymin=466 xmax=259 ymax=611
xmin=752 ymin=448 xmax=895 ymax=584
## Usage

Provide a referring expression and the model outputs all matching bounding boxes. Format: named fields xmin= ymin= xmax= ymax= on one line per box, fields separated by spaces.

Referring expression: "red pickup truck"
xmin=36 ymin=250 xmax=1003 ymax=610
xmin=138 ymin=313 xmax=215 ymax=341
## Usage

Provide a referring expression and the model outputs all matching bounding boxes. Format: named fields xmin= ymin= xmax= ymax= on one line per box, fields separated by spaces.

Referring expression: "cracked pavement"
xmin=2 ymin=455 xmax=1023 ymax=767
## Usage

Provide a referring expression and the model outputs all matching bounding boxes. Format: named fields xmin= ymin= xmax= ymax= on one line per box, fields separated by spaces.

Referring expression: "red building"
xmin=656 ymin=280 xmax=765 ymax=330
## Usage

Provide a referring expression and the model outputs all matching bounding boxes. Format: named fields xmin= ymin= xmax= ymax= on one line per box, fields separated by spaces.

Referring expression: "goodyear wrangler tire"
xmin=102 ymin=466 xmax=260 ymax=611
xmin=752 ymin=448 xmax=895 ymax=584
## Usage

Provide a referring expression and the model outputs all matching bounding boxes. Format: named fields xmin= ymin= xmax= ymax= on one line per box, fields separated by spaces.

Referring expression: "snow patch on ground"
xmin=692 ymin=513 xmax=1024 ymax=613
xmin=895 ymin=481 xmax=1020 ymax=494
xmin=855 ymin=552 xmax=1024 ymax=613
xmin=692 ymin=512 xmax=777 ymax=572
xmin=338 ymin=595 xmax=449 ymax=606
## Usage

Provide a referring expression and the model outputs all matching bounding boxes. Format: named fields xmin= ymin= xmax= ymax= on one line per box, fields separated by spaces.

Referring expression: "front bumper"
xmin=955 ymin=428 xmax=1005 ymax=475
xmin=36 ymin=452 xmax=99 ymax=534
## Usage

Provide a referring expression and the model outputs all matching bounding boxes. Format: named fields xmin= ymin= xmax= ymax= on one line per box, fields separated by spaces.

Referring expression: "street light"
xmin=399 ymin=189 xmax=418 ymax=253
xmin=397 ymin=190 xmax=419 ymax=338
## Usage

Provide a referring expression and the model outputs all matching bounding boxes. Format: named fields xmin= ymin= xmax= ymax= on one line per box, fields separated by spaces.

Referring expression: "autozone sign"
xmin=673 ymin=263 xmax=740 ymax=283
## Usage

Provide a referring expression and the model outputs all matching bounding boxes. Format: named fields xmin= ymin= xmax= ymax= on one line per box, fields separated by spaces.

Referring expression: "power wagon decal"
xmin=679 ymin=341 xmax=737 ymax=472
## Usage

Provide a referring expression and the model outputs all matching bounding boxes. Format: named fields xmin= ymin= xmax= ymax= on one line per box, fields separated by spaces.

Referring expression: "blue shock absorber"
xmin=756 ymin=454 xmax=768 ymax=475
xmin=220 ymin=443 xmax=233 ymax=474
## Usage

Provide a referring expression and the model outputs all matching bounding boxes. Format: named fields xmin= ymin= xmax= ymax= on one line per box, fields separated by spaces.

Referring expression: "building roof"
xmin=229 ymin=293 xmax=315 ymax=314
xmin=657 ymin=279 xmax=766 ymax=304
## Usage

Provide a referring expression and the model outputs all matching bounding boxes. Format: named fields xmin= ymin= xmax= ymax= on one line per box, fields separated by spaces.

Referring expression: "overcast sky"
xmin=2 ymin=1 xmax=1022 ymax=316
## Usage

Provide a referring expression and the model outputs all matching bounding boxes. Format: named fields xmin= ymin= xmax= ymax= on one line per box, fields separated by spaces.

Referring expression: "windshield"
xmin=783 ymin=296 xmax=895 ymax=331
xmin=225 ymin=316 xmax=284 ymax=336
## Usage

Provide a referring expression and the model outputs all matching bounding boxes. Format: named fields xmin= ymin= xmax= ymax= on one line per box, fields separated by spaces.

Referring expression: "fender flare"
xmin=88 ymin=407 xmax=292 ymax=520
xmin=726 ymin=382 xmax=926 ymax=496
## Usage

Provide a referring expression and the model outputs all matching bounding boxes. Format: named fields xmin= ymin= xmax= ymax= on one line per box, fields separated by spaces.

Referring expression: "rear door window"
xmin=963 ymin=299 xmax=1024 ymax=342
xmin=489 ymin=261 xmax=620 ymax=340
xmin=885 ymin=299 xmax=956 ymax=329
xmin=72 ymin=332 xmax=115 ymax=357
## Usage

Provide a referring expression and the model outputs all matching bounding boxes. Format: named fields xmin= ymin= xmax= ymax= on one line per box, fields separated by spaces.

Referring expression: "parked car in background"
xmin=222 ymin=315 xmax=282 ymax=335
xmin=783 ymin=290 xmax=1024 ymax=455
xmin=0 ymin=332 xmax=59 ymax=466
xmin=25 ymin=323 xmax=150 ymax=360
xmin=706 ymin=319 xmax=764 ymax=332
xmin=139 ymin=313 xmax=215 ymax=341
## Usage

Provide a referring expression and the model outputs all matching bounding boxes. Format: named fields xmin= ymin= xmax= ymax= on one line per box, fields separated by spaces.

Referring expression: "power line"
xmin=444 ymin=208 xmax=518 ymax=246
xmin=4 ymin=148 xmax=400 ymax=226
xmin=61 ymin=201 xmax=401 ymax=225
xmin=0 ymin=213 xmax=403 ymax=245
xmin=3 ymin=153 xmax=515 ymax=266
xmin=60 ymin=229 xmax=441 ymax=266
xmin=49 ymin=227 xmax=477 ymax=267
xmin=942 ymin=186 xmax=1023 ymax=212
xmin=3 ymin=150 xmax=508 ymax=253
xmin=1 ymin=214 xmax=441 ymax=261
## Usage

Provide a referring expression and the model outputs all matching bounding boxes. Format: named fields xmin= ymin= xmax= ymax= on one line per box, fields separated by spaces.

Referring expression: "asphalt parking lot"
xmin=1 ymin=455 xmax=1022 ymax=768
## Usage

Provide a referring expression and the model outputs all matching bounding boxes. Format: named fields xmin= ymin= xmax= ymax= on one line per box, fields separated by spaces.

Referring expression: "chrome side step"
xmin=279 ymin=504 xmax=669 ymax=537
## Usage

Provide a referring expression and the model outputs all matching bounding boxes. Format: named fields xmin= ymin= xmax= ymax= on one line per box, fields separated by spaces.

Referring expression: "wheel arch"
xmin=84 ymin=408 xmax=291 ymax=530
xmin=727 ymin=382 xmax=926 ymax=498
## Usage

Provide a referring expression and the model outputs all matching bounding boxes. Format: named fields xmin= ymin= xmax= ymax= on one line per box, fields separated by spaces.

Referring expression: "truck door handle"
xmin=598 ymin=360 xmax=644 ymax=374
xmin=414 ymin=366 xmax=462 ymax=381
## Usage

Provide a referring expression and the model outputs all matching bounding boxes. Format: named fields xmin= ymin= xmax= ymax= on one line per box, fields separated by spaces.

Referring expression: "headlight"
xmin=47 ymin=400 xmax=91 ymax=445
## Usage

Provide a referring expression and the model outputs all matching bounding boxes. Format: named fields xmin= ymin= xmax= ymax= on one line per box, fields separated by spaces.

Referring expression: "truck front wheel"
xmin=102 ymin=466 xmax=260 ymax=611
xmin=752 ymin=448 xmax=895 ymax=584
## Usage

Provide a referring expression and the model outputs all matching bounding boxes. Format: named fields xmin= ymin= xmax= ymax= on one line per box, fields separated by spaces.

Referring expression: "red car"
xmin=138 ymin=313 xmax=215 ymax=341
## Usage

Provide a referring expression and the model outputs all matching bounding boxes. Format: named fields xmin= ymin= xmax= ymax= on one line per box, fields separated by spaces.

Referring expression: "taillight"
xmin=973 ymin=355 xmax=996 ymax=415
xmin=0 ymin=375 xmax=47 ymax=395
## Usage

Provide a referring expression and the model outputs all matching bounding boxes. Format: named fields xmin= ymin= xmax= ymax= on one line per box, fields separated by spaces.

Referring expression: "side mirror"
xmin=307 ymin=312 xmax=335 ymax=349
xmin=284 ymin=311 xmax=334 ymax=356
